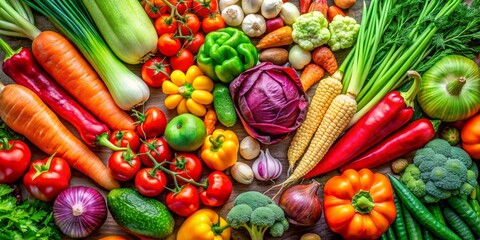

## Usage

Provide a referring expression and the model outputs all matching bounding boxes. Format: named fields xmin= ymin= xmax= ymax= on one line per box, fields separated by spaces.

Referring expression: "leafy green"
xmin=0 ymin=184 xmax=60 ymax=240
xmin=0 ymin=119 xmax=24 ymax=141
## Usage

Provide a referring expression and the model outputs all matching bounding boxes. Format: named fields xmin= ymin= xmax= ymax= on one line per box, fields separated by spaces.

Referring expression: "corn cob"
xmin=287 ymin=76 xmax=342 ymax=173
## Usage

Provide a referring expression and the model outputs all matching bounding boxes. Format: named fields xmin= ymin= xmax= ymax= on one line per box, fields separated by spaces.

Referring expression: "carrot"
xmin=32 ymin=31 xmax=134 ymax=131
xmin=300 ymin=63 xmax=325 ymax=91
xmin=204 ymin=105 xmax=217 ymax=135
xmin=312 ymin=46 xmax=338 ymax=74
xmin=256 ymin=26 xmax=294 ymax=50
xmin=0 ymin=83 xmax=120 ymax=190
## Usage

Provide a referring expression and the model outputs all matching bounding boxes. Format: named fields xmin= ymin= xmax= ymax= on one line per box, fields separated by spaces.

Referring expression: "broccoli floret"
xmin=417 ymin=154 xmax=448 ymax=175
xmin=265 ymin=204 xmax=284 ymax=222
xmin=425 ymin=139 xmax=451 ymax=157
xmin=280 ymin=218 xmax=289 ymax=231
xmin=413 ymin=148 xmax=436 ymax=167
xmin=234 ymin=191 xmax=273 ymax=210
xmin=425 ymin=181 xmax=451 ymax=200
xmin=269 ymin=222 xmax=285 ymax=237
xmin=430 ymin=159 xmax=467 ymax=190
xmin=460 ymin=181 xmax=476 ymax=196
xmin=327 ymin=15 xmax=360 ymax=51
xmin=226 ymin=204 xmax=252 ymax=228
xmin=251 ymin=207 xmax=276 ymax=227
xmin=401 ymin=165 xmax=427 ymax=198
xmin=449 ymin=146 xmax=472 ymax=167
xmin=466 ymin=168 xmax=479 ymax=187
xmin=292 ymin=11 xmax=330 ymax=51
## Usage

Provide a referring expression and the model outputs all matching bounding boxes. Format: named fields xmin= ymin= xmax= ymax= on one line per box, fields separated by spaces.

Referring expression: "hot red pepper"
xmin=199 ymin=171 xmax=232 ymax=207
xmin=305 ymin=71 xmax=421 ymax=179
xmin=340 ymin=119 xmax=440 ymax=171
xmin=0 ymin=39 xmax=121 ymax=150
xmin=300 ymin=0 xmax=312 ymax=14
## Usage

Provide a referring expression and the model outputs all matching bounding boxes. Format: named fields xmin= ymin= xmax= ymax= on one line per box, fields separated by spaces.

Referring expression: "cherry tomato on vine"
xmin=141 ymin=57 xmax=171 ymax=88
xmin=135 ymin=168 xmax=167 ymax=197
xmin=169 ymin=153 xmax=202 ymax=184
xmin=154 ymin=14 xmax=178 ymax=36
xmin=180 ymin=13 xmax=201 ymax=36
xmin=158 ymin=33 xmax=182 ymax=57
xmin=167 ymin=0 xmax=192 ymax=15
xmin=170 ymin=49 xmax=195 ymax=72
xmin=109 ymin=130 xmax=141 ymax=151
xmin=201 ymin=13 xmax=225 ymax=33
xmin=192 ymin=0 xmax=218 ymax=18
xmin=144 ymin=0 xmax=168 ymax=18
xmin=0 ymin=139 xmax=31 ymax=183
xmin=108 ymin=149 xmax=141 ymax=181
xmin=166 ymin=184 xmax=200 ymax=217
xmin=134 ymin=107 xmax=167 ymax=139
xmin=139 ymin=138 xmax=173 ymax=167
xmin=185 ymin=32 xmax=205 ymax=54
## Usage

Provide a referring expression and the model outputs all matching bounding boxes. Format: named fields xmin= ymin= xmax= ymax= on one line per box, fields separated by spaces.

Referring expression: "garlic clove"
xmin=230 ymin=162 xmax=254 ymax=185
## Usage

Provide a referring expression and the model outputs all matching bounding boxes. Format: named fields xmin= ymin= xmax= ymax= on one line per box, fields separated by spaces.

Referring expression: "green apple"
xmin=165 ymin=113 xmax=206 ymax=152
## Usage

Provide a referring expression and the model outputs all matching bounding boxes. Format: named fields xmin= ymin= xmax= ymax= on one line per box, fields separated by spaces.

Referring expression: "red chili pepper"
xmin=340 ymin=119 xmax=440 ymax=171
xmin=308 ymin=0 xmax=328 ymax=17
xmin=0 ymin=39 xmax=121 ymax=150
xmin=199 ymin=171 xmax=232 ymax=207
xmin=300 ymin=0 xmax=312 ymax=14
xmin=304 ymin=72 xmax=422 ymax=179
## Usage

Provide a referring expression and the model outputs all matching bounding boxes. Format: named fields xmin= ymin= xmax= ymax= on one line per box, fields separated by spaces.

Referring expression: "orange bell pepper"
xmin=462 ymin=114 xmax=480 ymax=159
xmin=200 ymin=129 xmax=239 ymax=171
xmin=323 ymin=169 xmax=396 ymax=240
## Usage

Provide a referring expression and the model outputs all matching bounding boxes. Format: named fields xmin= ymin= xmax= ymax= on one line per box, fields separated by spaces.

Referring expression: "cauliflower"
xmin=292 ymin=11 xmax=330 ymax=51
xmin=327 ymin=15 xmax=360 ymax=51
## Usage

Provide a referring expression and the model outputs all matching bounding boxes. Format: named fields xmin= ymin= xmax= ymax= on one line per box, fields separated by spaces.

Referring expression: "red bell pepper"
xmin=305 ymin=71 xmax=421 ymax=179
xmin=0 ymin=139 xmax=31 ymax=183
xmin=340 ymin=119 xmax=440 ymax=171
xmin=199 ymin=171 xmax=232 ymax=207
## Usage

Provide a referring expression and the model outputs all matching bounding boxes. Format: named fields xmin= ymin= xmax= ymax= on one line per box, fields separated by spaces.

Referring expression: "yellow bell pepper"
xmin=163 ymin=65 xmax=214 ymax=117
xmin=200 ymin=129 xmax=239 ymax=171
xmin=176 ymin=209 xmax=231 ymax=240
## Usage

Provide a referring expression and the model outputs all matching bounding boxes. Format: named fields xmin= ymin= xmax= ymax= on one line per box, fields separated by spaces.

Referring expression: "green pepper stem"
xmin=96 ymin=133 xmax=126 ymax=151
xmin=0 ymin=37 xmax=20 ymax=60
xmin=212 ymin=223 xmax=230 ymax=236
xmin=32 ymin=153 xmax=56 ymax=180
xmin=209 ymin=134 xmax=224 ymax=151
xmin=352 ymin=190 xmax=375 ymax=214
xmin=178 ymin=83 xmax=194 ymax=99
xmin=401 ymin=71 xmax=422 ymax=108
xmin=0 ymin=138 xmax=10 ymax=150
xmin=446 ymin=77 xmax=466 ymax=95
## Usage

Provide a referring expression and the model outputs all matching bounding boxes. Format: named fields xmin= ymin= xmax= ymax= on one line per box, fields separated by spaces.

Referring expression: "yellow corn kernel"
xmin=170 ymin=70 xmax=186 ymax=86
xmin=164 ymin=94 xmax=183 ymax=109
xmin=192 ymin=76 xmax=214 ymax=91
xmin=162 ymin=81 xmax=179 ymax=94
xmin=186 ymin=98 xmax=206 ymax=116
xmin=177 ymin=99 xmax=189 ymax=115
xmin=191 ymin=90 xmax=213 ymax=105
xmin=185 ymin=65 xmax=203 ymax=84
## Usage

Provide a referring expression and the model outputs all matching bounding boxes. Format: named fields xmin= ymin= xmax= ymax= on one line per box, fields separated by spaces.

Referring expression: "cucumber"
xmin=213 ymin=83 xmax=237 ymax=127
xmin=447 ymin=196 xmax=480 ymax=237
xmin=107 ymin=188 xmax=174 ymax=239
xmin=442 ymin=207 xmax=475 ymax=240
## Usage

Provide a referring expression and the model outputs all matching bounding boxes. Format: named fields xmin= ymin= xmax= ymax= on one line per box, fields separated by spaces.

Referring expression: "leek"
xmin=23 ymin=0 xmax=150 ymax=110
xmin=82 ymin=0 xmax=158 ymax=65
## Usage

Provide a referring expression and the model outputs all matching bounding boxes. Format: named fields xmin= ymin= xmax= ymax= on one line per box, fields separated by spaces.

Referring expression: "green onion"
xmin=23 ymin=0 xmax=150 ymax=110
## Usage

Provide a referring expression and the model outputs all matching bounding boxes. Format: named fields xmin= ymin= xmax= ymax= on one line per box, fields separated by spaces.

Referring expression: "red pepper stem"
xmin=430 ymin=119 xmax=441 ymax=133
xmin=32 ymin=153 xmax=56 ymax=180
xmin=400 ymin=70 xmax=422 ymax=108
xmin=96 ymin=132 xmax=127 ymax=151
xmin=0 ymin=138 xmax=11 ymax=150
xmin=0 ymin=37 xmax=21 ymax=60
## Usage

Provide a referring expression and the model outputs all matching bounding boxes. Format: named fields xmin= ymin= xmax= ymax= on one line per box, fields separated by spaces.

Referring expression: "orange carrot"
xmin=0 ymin=83 xmax=120 ymax=190
xmin=32 ymin=31 xmax=134 ymax=131
xmin=256 ymin=26 xmax=293 ymax=50
xmin=327 ymin=5 xmax=346 ymax=22
xmin=300 ymin=63 xmax=325 ymax=91
xmin=312 ymin=46 xmax=338 ymax=74
xmin=204 ymin=105 xmax=217 ymax=135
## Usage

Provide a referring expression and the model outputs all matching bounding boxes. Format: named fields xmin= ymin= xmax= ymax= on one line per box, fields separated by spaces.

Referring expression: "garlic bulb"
xmin=230 ymin=162 xmax=254 ymax=184
xmin=252 ymin=149 xmax=282 ymax=181
xmin=239 ymin=136 xmax=261 ymax=160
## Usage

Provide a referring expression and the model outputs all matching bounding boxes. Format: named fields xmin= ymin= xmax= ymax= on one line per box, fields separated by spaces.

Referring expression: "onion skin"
xmin=53 ymin=186 xmax=107 ymax=238
xmin=278 ymin=181 xmax=322 ymax=226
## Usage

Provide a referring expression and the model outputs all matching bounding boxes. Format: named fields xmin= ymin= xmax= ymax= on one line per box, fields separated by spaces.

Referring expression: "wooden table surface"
xmin=0 ymin=1 xmax=380 ymax=239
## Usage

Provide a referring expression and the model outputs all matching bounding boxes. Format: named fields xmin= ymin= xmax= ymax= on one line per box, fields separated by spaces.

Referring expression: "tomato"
xmin=139 ymin=138 xmax=173 ymax=167
xmin=23 ymin=154 xmax=71 ymax=202
xmin=158 ymin=33 xmax=182 ymax=57
xmin=166 ymin=184 xmax=200 ymax=217
xmin=185 ymin=32 xmax=205 ymax=54
xmin=141 ymin=57 xmax=171 ymax=88
xmin=154 ymin=14 xmax=178 ymax=36
xmin=192 ymin=0 xmax=218 ymax=18
xmin=135 ymin=107 xmax=168 ymax=139
xmin=169 ymin=153 xmax=202 ymax=184
xmin=170 ymin=49 xmax=195 ymax=72
xmin=201 ymin=13 xmax=225 ymax=33
xmin=180 ymin=13 xmax=201 ymax=36
xmin=109 ymin=130 xmax=141 ymax=151
xmin=135 ymin=168 xmax=167 ymax=197
xmin=144 ymin=0 xmax=168 ymax=18
xmin=108 ymin=149 xmax=141 ymax=181
xmin=0 ymin=139 xmax=31 ymax=183
xmin=167 ymin=0 xmax=192 ymax=15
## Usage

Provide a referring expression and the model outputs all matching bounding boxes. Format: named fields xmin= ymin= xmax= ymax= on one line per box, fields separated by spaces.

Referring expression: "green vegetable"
xmin=446 ymin=196 xmax=480 ymax=237
xmin=403 ymin=204 xmax=423 ymax=240
xmin=427 ymin=203 xmax=446 ymax=225
xmin=213 ymin=83 xmax=237 ymax=127
xmin=418 ymin=55 xmax=480 ymax=122
xmin=421 ymin=228 xmax=434 ymax=240
xmin=442 ymin=207 xmax=475 ymax=240
xmin=107 ymin=188 xmax=174 ymax=239
xmin=401 ymin=139 xmax=479 ymax=203
xmin=392 ymin=191 xmax=407 ymax=240
xmin=441 ymin=126 xmax=460 ymax=146
xmin=227 ymin=191 xmax=288 ymax=240
xmin=388 ymin=175 xmax=461 ymax=240
xmin=327 ymin=15 xmax=360 ymax=51
xmin=291 ymin=11 xmax=330 ymax=51
xmin=468 ymin=185 xmax=480 ymax=219
xmin=385 ymin=227 xmax=396 ymax=240
xmin=0 ymin=184 xmax=60 ymax=240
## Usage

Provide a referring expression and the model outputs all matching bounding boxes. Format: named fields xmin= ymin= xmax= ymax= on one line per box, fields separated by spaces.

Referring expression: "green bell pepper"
xmin=197 ymin=28 xmax=258 ymax=84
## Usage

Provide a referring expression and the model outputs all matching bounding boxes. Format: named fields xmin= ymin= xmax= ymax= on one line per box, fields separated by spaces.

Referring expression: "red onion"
xmin=53 ymin=186 xmax=107 ymax=238
xmin=252 ymin=148 xmax=282 ymax=181
xmin=266 ymin=17 xmax=284 ymax=33
xmin=278 ymin=181 xmax=322 ymax=226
